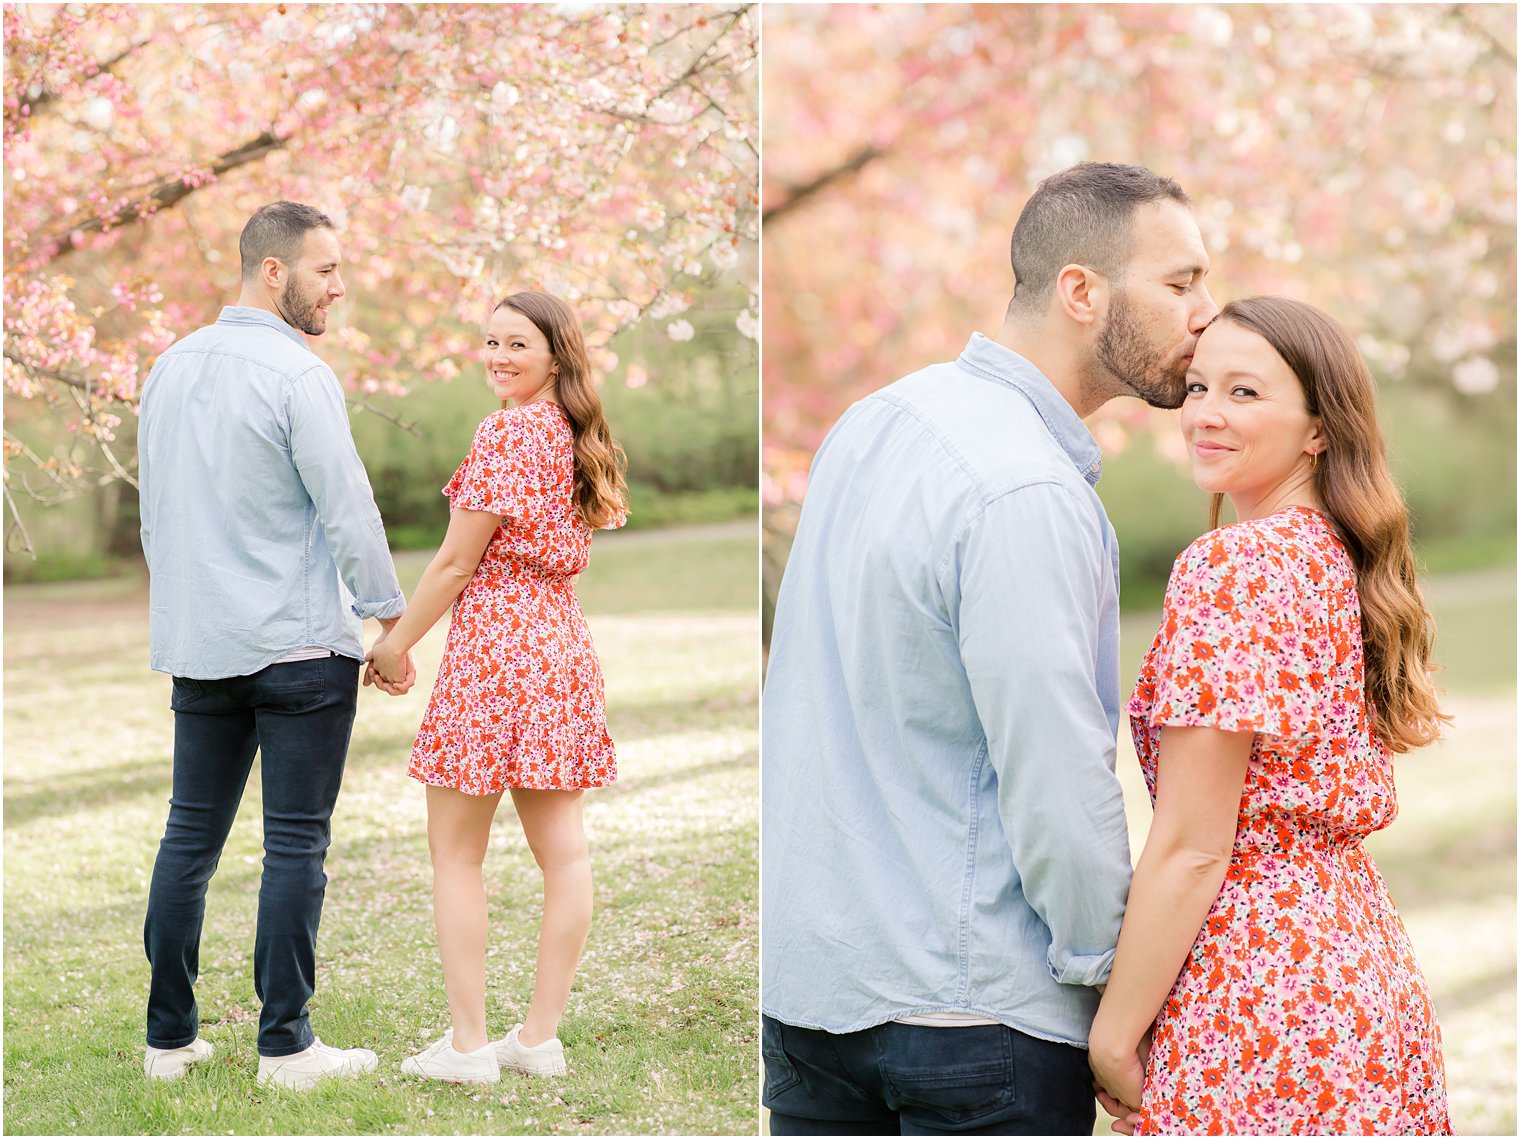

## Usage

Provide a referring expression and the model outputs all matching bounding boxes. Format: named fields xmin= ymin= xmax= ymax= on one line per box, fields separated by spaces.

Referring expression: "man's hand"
xmin=1095 ymin=1087 xmax=1141 ymax=1136
xmin=364 ymin=634 xmax=416 ymax=696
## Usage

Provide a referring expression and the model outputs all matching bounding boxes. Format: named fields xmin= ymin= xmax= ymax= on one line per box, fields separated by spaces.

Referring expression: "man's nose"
xmin=1191 ymin=284 xmax=1219 ymax=330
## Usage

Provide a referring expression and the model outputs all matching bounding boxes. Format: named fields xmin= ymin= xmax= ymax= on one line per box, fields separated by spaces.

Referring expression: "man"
xmin=761 ymin=163 xmax=1217 ymax=1134
xmin=138 ymin=201 xmax=416 ymax=1090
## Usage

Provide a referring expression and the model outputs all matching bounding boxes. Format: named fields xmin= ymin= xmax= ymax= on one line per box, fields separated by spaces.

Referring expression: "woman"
xmin=1089 ymin=297 xmax=1451 ymax=1134
xmin=368 ymin=290 xmax=627 ymax=1085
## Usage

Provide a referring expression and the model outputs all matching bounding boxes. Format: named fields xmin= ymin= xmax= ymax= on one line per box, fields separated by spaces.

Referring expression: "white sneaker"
xmin=402 ymin=1031 xmax=500 ymax=1084
xmin=493 ymin=1024 xmax=566 ymax=1076
xmin=144 ymin=1037 xmax=214 ymax=1082
xmin=257 ymin=1038 xmax=379 ymax=1090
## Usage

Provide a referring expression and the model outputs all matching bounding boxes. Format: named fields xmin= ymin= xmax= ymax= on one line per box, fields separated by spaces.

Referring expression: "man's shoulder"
xmin=866 ymin=360 xmax=1073 ymax=489
xmin=158 ymin=316 xmax=324 ymax=379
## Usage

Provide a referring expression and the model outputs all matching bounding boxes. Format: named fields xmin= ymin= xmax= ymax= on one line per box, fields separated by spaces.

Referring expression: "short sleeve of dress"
xmin=1146 ymin=526 xmax=1328 ymax=740
xmin=443 ymin=410 xmax=554 ymax=521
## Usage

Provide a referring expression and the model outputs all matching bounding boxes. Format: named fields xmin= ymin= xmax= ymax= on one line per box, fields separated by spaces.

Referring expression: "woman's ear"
xmin=1306 ymin=417 xmax=1327 ymax=457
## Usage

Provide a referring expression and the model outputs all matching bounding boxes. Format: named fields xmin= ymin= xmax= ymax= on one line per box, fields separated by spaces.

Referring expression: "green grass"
xmin=2 ymin=525 xmax=759 ymax=1135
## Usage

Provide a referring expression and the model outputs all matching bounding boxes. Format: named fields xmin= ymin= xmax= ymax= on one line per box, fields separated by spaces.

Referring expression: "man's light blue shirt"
xmin=761 ymin=333 xmax=1133 ymax=1047
xmin=138 ymin=306 xmax=405 ymax=679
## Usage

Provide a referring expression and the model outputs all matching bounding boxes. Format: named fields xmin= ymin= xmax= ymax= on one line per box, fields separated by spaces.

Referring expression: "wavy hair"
xmin=1206 ymin=297 xmax=1448 ymax=753
xmin=496 ymin=291 xmax=628 ymax=529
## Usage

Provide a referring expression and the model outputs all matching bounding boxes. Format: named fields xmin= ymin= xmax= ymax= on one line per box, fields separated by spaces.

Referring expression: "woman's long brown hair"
xmin=1207 ymin=296 xmax=1449 ymax=753
xmin=497 ymin=291 xmax=628 ymax=529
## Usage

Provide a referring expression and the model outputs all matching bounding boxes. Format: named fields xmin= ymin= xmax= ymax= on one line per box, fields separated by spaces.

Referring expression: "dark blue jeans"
xmin=762 ymin=1015 xmax=1096 ymax=1135
xmin=144 ymin=655 xmax=360 ymax=1057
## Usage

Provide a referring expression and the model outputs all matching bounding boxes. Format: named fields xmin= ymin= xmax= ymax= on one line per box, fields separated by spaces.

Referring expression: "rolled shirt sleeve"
xmin=952 ymin=481 xmax=1132 ymax=987
xmin=284 ymin=364 xmax=405 ymax=621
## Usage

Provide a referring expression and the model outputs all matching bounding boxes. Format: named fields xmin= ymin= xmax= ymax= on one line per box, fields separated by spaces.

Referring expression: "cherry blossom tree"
xmin=762 ymin=4 xmax=1515 ymax=534
xmin=3 ymin=2 xmax=757 ymax=553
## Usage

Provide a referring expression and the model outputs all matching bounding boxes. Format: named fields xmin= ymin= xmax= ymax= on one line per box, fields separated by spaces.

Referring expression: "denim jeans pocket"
xmin=169 ymin=677 xmax=206 ymax=711
xmin=255 ymin=660 xmax=328 ymax=713
xmin=879 ymin=1023 xmax=1015 ymax=1124
xmin=761 ymin=1017 xmax=803 ymax=1100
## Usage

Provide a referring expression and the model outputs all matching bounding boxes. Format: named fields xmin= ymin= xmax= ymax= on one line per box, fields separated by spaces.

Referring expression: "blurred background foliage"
xmin=354 ymin=276 xmax=759 ymax=553
xmin=3 ymin=3 xmax=758 ymax=582
xmin=4 ymin=272 xmax=757 ymax=582
xmin=761 ymin=3 xmax=1516 ymax=636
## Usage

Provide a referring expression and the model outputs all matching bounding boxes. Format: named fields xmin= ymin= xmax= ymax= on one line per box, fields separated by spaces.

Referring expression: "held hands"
xmin=1090 ymin=1025 xmax=1152 ymax=1136
xmin=363 ymin=633 xmax=416 ymax=696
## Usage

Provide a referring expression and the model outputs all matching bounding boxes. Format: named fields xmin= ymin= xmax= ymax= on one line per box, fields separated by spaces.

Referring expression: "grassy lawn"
xmin=1098 ymin=563 xmax=1517 ymax=1136
xmin=3 ymin=522 xmax=759 ymax=1136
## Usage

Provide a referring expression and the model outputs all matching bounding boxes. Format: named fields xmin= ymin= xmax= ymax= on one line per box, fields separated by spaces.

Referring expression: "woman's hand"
xmin=1089 ymin=1021 xmax=1149 ymax=1131
xmin=365 ymin=635 xmax=414 ymax=692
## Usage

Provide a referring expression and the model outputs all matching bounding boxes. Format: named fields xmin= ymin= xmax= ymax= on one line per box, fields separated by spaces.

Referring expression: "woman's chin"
xmin=1190 ymin=468 xmax=1230 ymax=495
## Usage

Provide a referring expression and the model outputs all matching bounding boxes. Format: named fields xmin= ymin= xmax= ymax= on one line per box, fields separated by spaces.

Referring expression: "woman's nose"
xmin=1193 ymin=399 xmax=1226 ymax=429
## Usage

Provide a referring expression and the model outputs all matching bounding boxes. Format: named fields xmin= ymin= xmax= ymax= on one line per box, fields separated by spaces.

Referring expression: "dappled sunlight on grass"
xmin=4 ymin=528 xmax=759 ymax=1136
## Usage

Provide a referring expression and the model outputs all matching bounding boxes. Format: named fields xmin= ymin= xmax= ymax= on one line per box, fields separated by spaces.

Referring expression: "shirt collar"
xmin=956 ymin=332 xmax=1104 ymax=485
xmin=216 ymin=305 xmax=310 ymax=350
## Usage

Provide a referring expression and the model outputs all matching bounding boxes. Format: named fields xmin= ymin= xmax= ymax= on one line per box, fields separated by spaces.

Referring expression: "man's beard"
xmin=279 ymin=279 xmax=326 ymax=336
xmin=1095 ymin=290 xmax=1186 ymax=409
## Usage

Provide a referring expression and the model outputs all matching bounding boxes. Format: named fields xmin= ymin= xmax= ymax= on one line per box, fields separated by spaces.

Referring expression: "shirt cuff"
xmin=351 ymin=592 xmax=406 ymax=621
xmin=1048 ymin=946 xmax=1116 ymax=987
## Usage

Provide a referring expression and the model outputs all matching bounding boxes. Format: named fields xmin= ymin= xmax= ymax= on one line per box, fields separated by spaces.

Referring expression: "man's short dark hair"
xmin=1008 ymin=163 xmax=1190 ymax=312
xmin=239 ymin=201 xmax=334 ymax=282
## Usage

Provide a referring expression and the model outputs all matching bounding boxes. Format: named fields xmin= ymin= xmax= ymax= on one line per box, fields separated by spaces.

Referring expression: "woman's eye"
xmin=1232 ymin=387 xmax=1258 ymax=398
xmin=1186 ymin=382 xmax=1206 ymax=394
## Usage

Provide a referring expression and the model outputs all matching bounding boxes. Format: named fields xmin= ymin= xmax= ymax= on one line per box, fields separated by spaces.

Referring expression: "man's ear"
xmin=261 ymin=256 xmax=285 ymax=290
xmin=1054 ymin=263 xmax=1107 ymax=327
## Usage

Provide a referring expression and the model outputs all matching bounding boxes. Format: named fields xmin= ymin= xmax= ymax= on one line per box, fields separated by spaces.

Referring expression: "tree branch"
xmin=653 ymin=5 xmax=754 ymax=103
xmin=3 ymin=431 xmax=78 ymax=495
xmin=3 ymin=482 xmax=37 ymax=559
xmin=41 ymin=130 xmax=286 ymax=259
xmin=3 ymin=348 xmax=94 ymax=392
xmin=347 ymin=398 xmax=423 ymax=436
xmin=63 ymin=385 xmax=139 ymax=488
xmin=762 ymin=144 xmax=883 ymax=223
xmin=1450 ymin=3 xmax=1517 ymax=64
xmin=18 ymin=36 xmax=152 ymax=121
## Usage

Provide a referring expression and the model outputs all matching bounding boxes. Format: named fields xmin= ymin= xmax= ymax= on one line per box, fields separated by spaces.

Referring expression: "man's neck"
xmin=234 ymin=289 xmax=283 ymax=319
xmin=994 ymin=321 xmax=1099 ymax=419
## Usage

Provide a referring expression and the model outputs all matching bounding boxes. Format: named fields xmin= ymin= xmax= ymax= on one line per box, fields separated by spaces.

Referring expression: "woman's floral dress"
xmin=1128 ymin=506 xmax=1450 ymax=1135
xmin=408 ymin=400 xmax=624 ymax=795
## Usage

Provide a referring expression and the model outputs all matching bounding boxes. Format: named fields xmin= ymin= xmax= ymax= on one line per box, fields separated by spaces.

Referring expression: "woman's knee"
xmin=426 ymin=787 xmax=500 ymax=867
xmin=513 ymin=791 xmax=588 ymax=870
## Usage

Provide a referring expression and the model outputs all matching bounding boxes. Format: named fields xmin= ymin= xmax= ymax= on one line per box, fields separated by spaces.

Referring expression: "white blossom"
xmin=1451 ymin=356 xmax=1500 ymax=395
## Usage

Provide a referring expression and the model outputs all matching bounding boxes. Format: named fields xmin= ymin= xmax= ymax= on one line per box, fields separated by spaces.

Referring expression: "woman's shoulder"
xmin=474 ymin=401 xmax=569 ymax=445
xmin=1169 ymin=508 xmax=1347 ymax=611
xmin=1173 ymin=515 xmax=1285 ymax=582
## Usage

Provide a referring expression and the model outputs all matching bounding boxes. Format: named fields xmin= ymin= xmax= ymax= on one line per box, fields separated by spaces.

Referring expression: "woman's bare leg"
xmin=425 ymin=785 xmax=502 ymax=1053
xmin=509 ymin=788 xmax=591 ymax=1046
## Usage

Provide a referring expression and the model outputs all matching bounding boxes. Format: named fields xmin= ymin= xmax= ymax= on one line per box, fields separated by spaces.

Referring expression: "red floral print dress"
xmin=1128 ymin=506 xmax=1450 ymax=1135
xmin=408 ymin=400 xmax=625 ymax=795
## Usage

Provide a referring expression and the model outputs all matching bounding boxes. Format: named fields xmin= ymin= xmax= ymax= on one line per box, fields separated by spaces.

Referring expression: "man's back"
xmin=761 ymin=333 xmax=1132 ymax=1048
xmin=139 ymin=306 xmax=400 ymax=679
